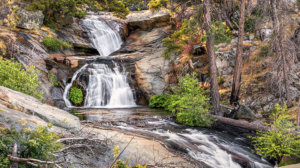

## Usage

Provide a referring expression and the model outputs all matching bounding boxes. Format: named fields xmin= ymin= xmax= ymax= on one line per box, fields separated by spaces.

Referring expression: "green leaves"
xmin=43 ymin=37 xmax=72 ymax=51
xmin=0 ymin=58 xmax=43 ymax=101
xmin=69 ymin=87 xmax=83 ymax=105
xmin=149 ymin=74 xmax=214 ymax=127
xmin=250 ymin=104 xmax=300 ymax=163
xmin=0 ymin=125 xmax=63 ymax=168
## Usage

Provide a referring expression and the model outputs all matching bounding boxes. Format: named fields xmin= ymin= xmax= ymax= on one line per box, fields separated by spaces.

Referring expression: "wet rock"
xmin=236 ymin=105 xmax=256 ymax=121
xmin=0 ymin=86 xmax=80 ymax=130
xmin=126 ymin=9 xmax=171 ymax=31
xmin=17 ymin=10 xmax=44 ymax=30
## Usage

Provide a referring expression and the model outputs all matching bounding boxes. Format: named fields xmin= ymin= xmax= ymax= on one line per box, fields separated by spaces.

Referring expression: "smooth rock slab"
xmin=0 ymin=86 xmax=80 ymax=130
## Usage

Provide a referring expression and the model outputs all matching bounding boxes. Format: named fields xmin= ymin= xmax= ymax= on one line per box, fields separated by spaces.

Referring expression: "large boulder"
xmin=126 ymin=10 xmax=171 ymax=31
xmin=17 ymin=10 xmax=44 ymax=30
xmin=236 ymin=105 xmax=257 ymax=121
xmin=0 ymin=86 xmax=80 ymax=130
xmin=135 ymin=51 xmax=170 ymax=98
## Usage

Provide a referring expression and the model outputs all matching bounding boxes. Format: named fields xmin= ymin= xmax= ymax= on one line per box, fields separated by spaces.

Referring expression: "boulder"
xmin=236 ymin=105 xmax=256 ymax=121
xmin=126 ymin=10 xmax=171 ymax=31
xmin=0 ymin=86 xmax=80 ymax=130
xmin=17 ymin=10 xmax=44 ymax=30
xmin=135 ymin=51 xmax=170 ymax=98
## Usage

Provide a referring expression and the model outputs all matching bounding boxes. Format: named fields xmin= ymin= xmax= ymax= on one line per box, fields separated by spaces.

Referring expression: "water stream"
xmin=63 ymin=15 xmax=136 ymax=108
xmin=83 ymin=108 xmax=274 ymax=168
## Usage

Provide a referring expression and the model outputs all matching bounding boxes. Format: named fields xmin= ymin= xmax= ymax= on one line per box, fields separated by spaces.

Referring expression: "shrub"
xmin=149 ymin=94 xmax=167 ymax=108
xmin=149 ymin=74 xmax=214 ymax=127
xmin=250 ymin=104 xmax=300 ymax=164
xmin=0 ymin=58 xmax=43 ymax=100
xmin=108 ymin=0 xmax=130 ymax=19
xmin=69 ymin=87 xmax=83 ymax=105
xmin=0 ymin=123 xmax=63 ymax=168
xmin=148 ymin=0 xmax=168 ymax=11
xmin=43 ymin=37 xmax=72 ymax=51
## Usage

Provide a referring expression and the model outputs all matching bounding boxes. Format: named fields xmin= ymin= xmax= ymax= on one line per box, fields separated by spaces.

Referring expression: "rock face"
xmin=17 ymin=10 xmax=44 ymax=30
xmin=114 ymin=26 xmax=171 ymax=100
xmin=126 ymin=10 xmax=171 ymax=31
xmin=0 ymin=86 xmax=80 ymax=130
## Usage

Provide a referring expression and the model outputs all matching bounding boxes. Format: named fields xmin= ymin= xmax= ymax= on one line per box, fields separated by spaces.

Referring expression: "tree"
xmin=251 ymin=104 xmax=300 ymax=165
xmin=270 ymin=0 xmax=296 ymax=106
xmin=230 ymin=0 xmax=246 ymax=105
xmin=203 ymin=0 xmax=221 ymax=116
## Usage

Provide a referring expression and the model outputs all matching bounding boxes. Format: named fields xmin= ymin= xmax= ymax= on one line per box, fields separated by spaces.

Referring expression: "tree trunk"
xmin=203 ymin=0 xmax=221 ymax=116
xmin=230 ymin=0 xmax=246 ymax=105
xmin=270 ymin=0 xmax=291 ymax=106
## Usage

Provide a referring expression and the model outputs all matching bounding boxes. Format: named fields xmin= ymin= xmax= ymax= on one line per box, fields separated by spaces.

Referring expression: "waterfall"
xmin=84 ymin=63 xmax=136 ymax=108
xmin=81 ymin=15 xmax=123 ymax=56
xmin=63 ymin=15 xmax=136 ymax=108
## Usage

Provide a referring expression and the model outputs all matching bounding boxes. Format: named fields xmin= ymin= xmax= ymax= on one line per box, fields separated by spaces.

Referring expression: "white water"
xmin=84 ymin=63 xmax=136 ymax=108
xmin=63 ymin=64 xmax=88 ymax=107
xmin=114 ymin=119 xmax=273 ymax=168
xmin=63 ymin=15 xmax=136 ymax=108
xmin=81 ymin=15 xmax=123 ymax=56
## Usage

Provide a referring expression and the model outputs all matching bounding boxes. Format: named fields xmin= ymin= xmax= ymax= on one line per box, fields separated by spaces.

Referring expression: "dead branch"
xmin=8 ymin=155 xmax=63 ymax=168
xmin=110 ymin=137 xmax=135 ymax=168
xmin=59 ymin=144 xmax=95 ymax=155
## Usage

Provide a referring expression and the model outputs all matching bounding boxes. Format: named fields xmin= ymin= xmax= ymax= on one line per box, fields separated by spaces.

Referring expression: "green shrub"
xmin=0 ymin=124 xmax=63 ymax=168
xmin=69 ymin=87 xmax=83 ymax=105
xmin=0 ymin=58 xmax=43 ymax=100
xmin=148 ymin=0 xmax=168 ymax=11
xmin=250 ymin=104 xmax=300 ymax=164
xmin=149 ymin=94 xmax=167 ymax=108
xmin=150 ymin=74 xmax=214 ymax=127
xmin=48 ymin=72 xmax=59 ymax=87
xmin=43 ymin=37 xmax=72 ymax=51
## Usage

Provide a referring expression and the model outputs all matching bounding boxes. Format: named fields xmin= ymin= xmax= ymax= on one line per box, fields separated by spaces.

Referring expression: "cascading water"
xmin=81 ymin=15 xmax=123 ymax=56
xmin=63 ymin=15 xmax=136 ymax=108
xmin=84 ymin=63 xmax=136 ymax=108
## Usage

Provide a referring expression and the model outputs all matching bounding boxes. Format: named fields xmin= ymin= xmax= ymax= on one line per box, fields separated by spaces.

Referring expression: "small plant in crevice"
xmin=112 ymin=145 xmax=146 ymax=168
xmin=43 ymin=37 xmax=72 ymax=51
xmin=48 ymin=72 xmax=59 ymax=87
xmin=69 ymin=87 xmax=83 ymax=106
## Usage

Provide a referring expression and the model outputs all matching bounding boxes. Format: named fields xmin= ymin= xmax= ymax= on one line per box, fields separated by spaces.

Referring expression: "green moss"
xmin=43 ymin=37 xmax=72 ymax=51
xmin=69 ymin=87 xmax=83 ymax=105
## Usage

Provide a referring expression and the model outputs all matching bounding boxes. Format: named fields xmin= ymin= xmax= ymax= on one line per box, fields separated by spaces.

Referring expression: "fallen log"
xmin=213 ymin=115 xmax=271 ymax=131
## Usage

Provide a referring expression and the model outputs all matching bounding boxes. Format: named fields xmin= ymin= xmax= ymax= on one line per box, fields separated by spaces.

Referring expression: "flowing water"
xmin=83 ymin=108 xmax=274 ymax=168
xmin=84 ymin=63 xmax=136 ymax=108
xmin=63 ymin=15 xmax=136 ymax=108
xmin=81 ymin=15 xmax=123 ymax=56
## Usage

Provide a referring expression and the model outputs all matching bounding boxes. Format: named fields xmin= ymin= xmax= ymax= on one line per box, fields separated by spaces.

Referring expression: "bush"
xmin=149 ymin=94 xmax=167 ymax=108
xmin=69 ymin=87 xmax=83 ymax=105
xmin=43 ymin=37 xmax=72 ymax=51
xmin=149 ymin=74 xmax=214 ymax=127
xmin=0 ymin=58 xmax=43 ymax=100
xmin=250 ymin=104 xmax=300 ymax=164
xmin=148 ymin=0 xmax=168 ymax=11
xmin=0 ymin=123 xmax=63 ymax=168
